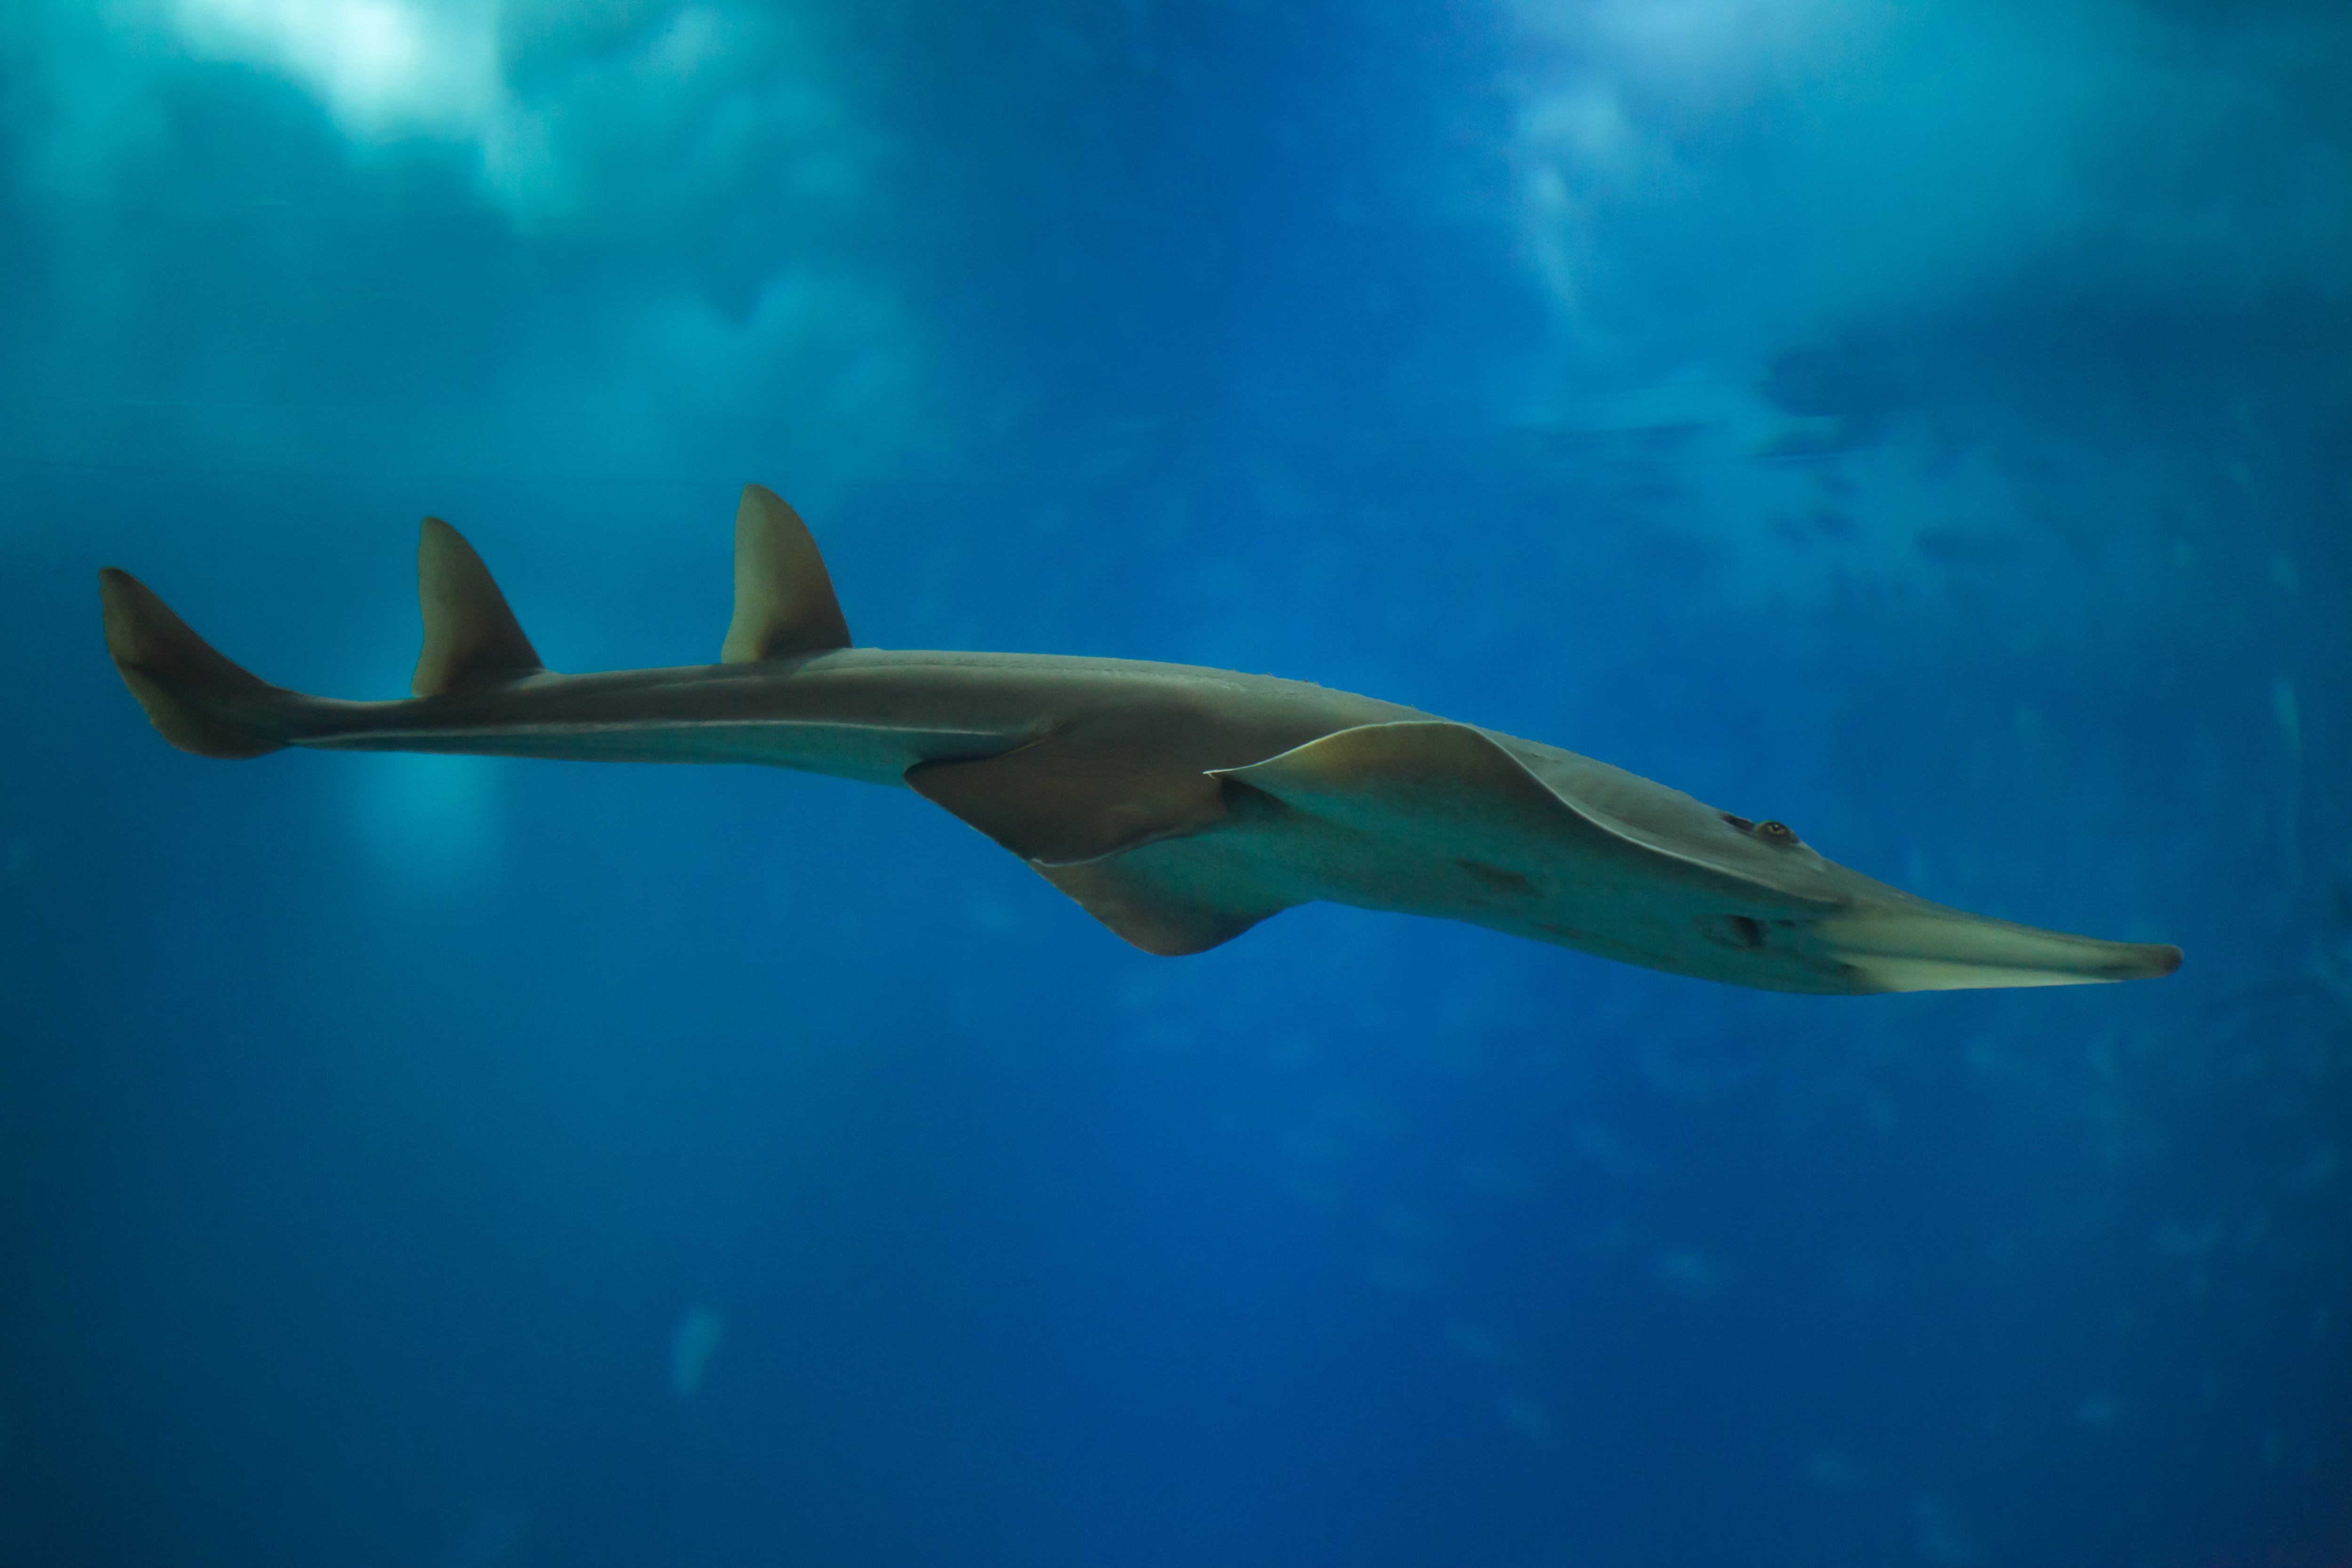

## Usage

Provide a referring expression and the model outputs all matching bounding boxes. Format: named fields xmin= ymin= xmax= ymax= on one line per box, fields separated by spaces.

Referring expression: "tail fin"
xmin=97 ymin=568 xmax=290 ymax=759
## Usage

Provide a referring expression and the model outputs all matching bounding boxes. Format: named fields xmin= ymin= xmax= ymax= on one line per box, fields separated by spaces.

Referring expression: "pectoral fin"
xmin=1215 ymin=720 xmax=1612 ymax=861
xmin=908 ymin=735 xmax=1286 ymax=954
xmin=906 ymin=735 xmax=1229 ymax=867
xmin=1035 ymin=844 xmax=1298 ymax=956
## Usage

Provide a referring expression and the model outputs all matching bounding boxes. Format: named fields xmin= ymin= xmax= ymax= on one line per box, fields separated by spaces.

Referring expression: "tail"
xmin=97 ymin=568 xmax=297 ymax=759
xmin=103 ymin=486 xmax=834 ymax=760
xmin=100 ymin=512 xmax=553 ymax=759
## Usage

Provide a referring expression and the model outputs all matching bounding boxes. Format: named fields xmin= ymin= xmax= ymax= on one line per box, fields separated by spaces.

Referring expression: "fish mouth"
xmin=1793 ymin=901 xmax=2182 ymax=993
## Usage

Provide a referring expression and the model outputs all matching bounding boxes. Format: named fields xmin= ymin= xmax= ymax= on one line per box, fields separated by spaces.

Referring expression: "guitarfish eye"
xmin=1757 ymin=820 xmax=1797 ymax=843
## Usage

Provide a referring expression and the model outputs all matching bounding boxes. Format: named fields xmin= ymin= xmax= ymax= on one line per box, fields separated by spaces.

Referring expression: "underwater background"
xmin=3 ymin=1 xmax=2348 ymax=1564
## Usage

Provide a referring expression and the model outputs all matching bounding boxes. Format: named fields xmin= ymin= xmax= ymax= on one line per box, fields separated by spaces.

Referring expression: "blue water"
xmin=4 ymin=3 xmax=2347 ymax=1564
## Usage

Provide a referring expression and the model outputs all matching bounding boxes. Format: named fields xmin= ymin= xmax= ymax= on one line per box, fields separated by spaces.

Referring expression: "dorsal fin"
xmin=412 ymin=517 xmax=545 ymax=696
xmin=721 ymin=484 xmax=851 ymax=663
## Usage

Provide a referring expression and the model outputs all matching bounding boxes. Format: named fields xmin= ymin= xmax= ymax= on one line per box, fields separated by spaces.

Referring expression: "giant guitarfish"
xmin=98 ymin=485 xmax=2182 ymax=994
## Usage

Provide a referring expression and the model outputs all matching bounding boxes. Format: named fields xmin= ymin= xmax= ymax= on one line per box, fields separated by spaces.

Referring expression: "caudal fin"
xmin=97 ymin=569 xmax=292 ymax=759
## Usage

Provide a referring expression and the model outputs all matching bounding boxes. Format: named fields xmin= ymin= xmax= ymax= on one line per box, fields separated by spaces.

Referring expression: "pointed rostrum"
xmin=721 ymin=484 xmax=852 ymax=663
xmin=412 ymin=518 xmax=545 ymax=696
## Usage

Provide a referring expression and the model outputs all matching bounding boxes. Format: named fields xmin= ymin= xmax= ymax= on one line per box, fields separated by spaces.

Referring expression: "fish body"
xmin=98 ymin=485 xmax=2182 ymax=993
